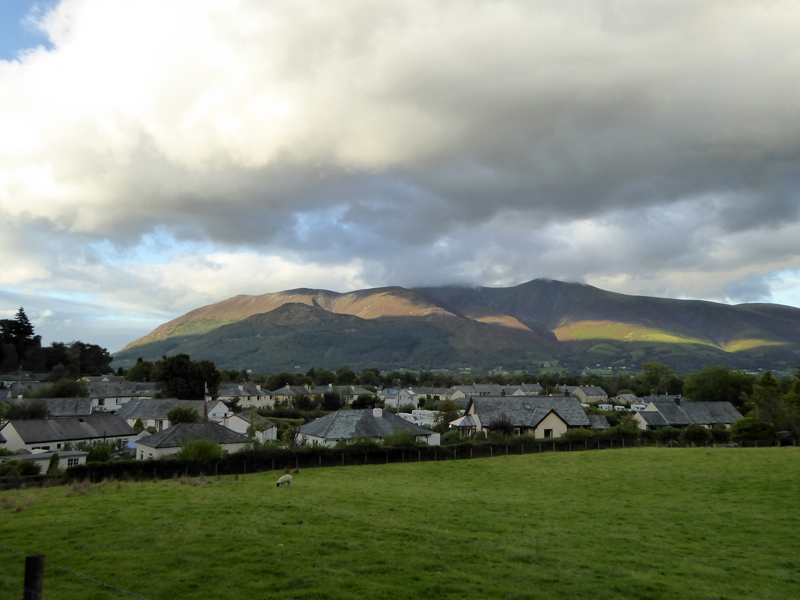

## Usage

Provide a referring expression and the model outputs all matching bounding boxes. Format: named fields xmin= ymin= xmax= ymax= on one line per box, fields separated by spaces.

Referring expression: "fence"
xmin=2 ymin=435 xmax=791 ymax=491
xmin=0 ymin=545 xmax=153 ymax=600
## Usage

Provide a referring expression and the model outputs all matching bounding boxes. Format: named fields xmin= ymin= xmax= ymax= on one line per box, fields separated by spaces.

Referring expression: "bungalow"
xmin=297 ymin=407 xmax=440 ymax=447
xmin=0 ymin=450 xmax=88 ymax=471
xmin=459 ymin=396 xmax=593 ymax=438
xmin=633 ymin=399 xmax=743 ymax=431
xmin=135 ymin=422 xmax=248 ymax=460
xmin=572 ymin=386 xmax=608 ymax=404
xmin=0 ymin=413 xmax=136 ymax=452
xmin=218 ymin=411 xmax=277 ymax=444
xmin=116 ymin=399 xmax=229 ymax=432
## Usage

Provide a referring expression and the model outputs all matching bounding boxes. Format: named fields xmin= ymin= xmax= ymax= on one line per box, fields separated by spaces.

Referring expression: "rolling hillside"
xmin=114 ymin=279 xmax=800 ymax=372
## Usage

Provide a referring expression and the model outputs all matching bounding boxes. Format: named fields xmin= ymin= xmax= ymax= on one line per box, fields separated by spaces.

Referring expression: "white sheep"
xmin=276 ymin=474 xmax=293 ymax=487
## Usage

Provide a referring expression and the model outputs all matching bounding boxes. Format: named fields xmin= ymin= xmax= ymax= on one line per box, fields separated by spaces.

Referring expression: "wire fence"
xmin=0 ymin=544 xmax=153 ymax=600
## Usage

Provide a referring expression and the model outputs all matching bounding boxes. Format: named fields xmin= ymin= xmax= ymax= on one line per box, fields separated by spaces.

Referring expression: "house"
xmin=89 ymin=380 xmax=157 ymax=412
xmin=116 ymin=399 xmax=229 ymax=432
xmin=633 ymin=399 xmax=743 ymax=431
xmin=218 ymin=411 xmax=277 ymax=444
xmin=1 ymin=397 xmax=93 ymax=418
xmin=587 ymin=414 xmax=611 ymax=430
xmin=397 ymin=409 xmax=440 ymax=428
xmin=268 ymin=385 xmax=314 ymax=406
xmin=217 ymin=382 xmax=271 ymax=409
xmin=379 ymin=388 xmax=415 ymax=409
xmin=614 ymin=394 xmax=638 ymax=405
xmin=0 ymin=450 xmax=88 ymax=471
xmin=571 ymin=386 xmax=608 ymax=404
xmin=297 ymin=407 xmax=441 ymax=447
xmin=0 ymin=413 xmax=136 ymax=452
xmin=460 ymin=396 xmax=593 ymax=438
xmin=135 ymin=422 xmax=248 ymax=460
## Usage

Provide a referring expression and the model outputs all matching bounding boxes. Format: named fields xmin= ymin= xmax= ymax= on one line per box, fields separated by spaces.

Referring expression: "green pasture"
xmin=2 ymin=447 xmax=799 ymax=600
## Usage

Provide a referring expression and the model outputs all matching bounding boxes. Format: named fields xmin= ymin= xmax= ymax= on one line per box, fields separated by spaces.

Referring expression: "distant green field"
xmin=2 ymin=448 xmax=798 ymax=600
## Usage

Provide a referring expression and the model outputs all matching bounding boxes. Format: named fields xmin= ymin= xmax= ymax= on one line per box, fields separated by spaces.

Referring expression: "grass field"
xmin=2 ymin=448 xmax=798 ymax=600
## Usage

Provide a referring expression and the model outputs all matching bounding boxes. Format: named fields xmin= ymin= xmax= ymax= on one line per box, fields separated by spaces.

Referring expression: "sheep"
xmin=276 ymin=474 xmax=293 ymax=487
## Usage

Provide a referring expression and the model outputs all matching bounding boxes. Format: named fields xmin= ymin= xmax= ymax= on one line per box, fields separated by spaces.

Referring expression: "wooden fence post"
xmin=23 ymin=554 xmax=45 ymax=600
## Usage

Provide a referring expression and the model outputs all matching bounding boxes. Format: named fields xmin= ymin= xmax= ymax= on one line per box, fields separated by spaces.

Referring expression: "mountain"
xmin=114 ymin=279 xmax=800 ymax=373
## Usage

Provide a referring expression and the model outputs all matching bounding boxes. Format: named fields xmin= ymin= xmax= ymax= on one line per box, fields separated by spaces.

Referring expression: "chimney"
xmin=373 ymin=406 xmax=383 ymax=418
xmin=202 ymin=402 xmax=209 ymax=423
xmin=675 ymin=396 xmax=681 ymax=406
xmin=239 ymin=383 xmax=244 ymax=391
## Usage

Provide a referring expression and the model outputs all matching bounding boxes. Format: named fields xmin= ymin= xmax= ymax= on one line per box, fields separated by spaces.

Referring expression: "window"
xmin=98 ymin=399 xmax=105 ymax=406
xmin=544 ymin=429 xmax=553 ymax=438
xmin=67 ymin=458 xmax=80 ymax=467
xmin=57 ymin=443 xmax=62 ymax=449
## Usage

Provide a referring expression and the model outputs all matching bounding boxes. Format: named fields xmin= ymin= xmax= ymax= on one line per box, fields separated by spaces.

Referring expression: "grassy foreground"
xmin=1 ymin=447 xmax=798 ymax=600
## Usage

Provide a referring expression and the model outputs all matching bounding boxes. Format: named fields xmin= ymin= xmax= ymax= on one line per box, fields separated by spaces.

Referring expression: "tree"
xmin=3 ymin=400 xmax=49 ymax=420
xmin=153 ymin=354 xmax=220 ymax=400
xmin=86 ymin=445 xmax=112 ymax=463
xmin=47 ymin=452 xmax=62 ymax=475
xmin=178 ymin=438 xmax=224 ymax=461
xmin=639 ymin=362 xmax=675 ymax=395
xmin=335 ymin=365 xmax=357 ymax=385
xmin=731 ymin=417 xmax=775 ymax=444
xmin=292 ymin=395 xmax=315 ymax=411
xmin=266 ymin=371 xmax=299 ymax=390
xmin=683 ymin=365 xmax=755 ymax=411
xmin=359 ymin=368 xmax=382 ymax=387
xmin=133 ymin=418 xmax=145 ymax=430
xmin=382 ymin=429 xmax=419 ymax=448
xmin=432 ymin=399 xmax=462 ymax=434
xmin=321 ymin=391 xmax=343 ymax=411
xmin=351 ymin=394 xmax=376 ymax=409
xmin=486 ymin=413 xmax=515 ymax=437
xmin=680 ymin=423 xmax=712 ymax=446
xmin=127 ymin=358 xmax=155 ymax=382
xmin=313 ymin=368 xmax=337 ymax=386
xmin=34 ymin=378 xmax=90 ymax=398
xmin=167 ymin=405 xmax=200 ymax=425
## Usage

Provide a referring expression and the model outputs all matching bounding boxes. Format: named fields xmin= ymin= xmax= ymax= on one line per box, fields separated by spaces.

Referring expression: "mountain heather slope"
xmin=115 ymin=279 xmax=800 ymax=372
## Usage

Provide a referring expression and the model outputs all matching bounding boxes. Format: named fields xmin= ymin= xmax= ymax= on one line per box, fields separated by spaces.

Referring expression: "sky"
xmin=2 ymin=0 xmax=800 ymax=353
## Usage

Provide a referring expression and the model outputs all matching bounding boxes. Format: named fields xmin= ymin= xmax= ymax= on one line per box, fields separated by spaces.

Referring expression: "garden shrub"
xmin=561 ymin=428 xmax=594 ymax=442
xmin=440 ymin=430 xmax=464 ymax=445
xmin=680 ymin=423 xmax=712 ymax=446
xmin=382 ymin=429 xmax=419 ymax=449
xmin=178 ymin=438 xmax=224 ymax=461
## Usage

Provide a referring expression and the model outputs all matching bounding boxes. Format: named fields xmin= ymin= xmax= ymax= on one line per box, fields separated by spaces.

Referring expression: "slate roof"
xmin=4 ymin=413 xmax=135 ymax=443
xmin=467 ymin=396 xmax=591 ymax=428
xmin=587 ymin=414 xmax=611 ymax=430
xmin=450 ymin=414 xmax=478 ymax=428
xmin=615 ymin=394 xmax=639 ymax=404
xmin=116 ymin=399 xmax=208 ymax=420
xmin=270 ymin=385 xmax=312 ymax=397
xmin=637 ymin=411 xmax=670 ymax=428
xmin=681 ymin=402 xmax=743 ymax=425
xmin=236 ymin=411 xmax=274 ymax=427
xmin=11 ymin=397 xmax=93 ymax=417
xmin=575 ymin=386 xmax=607 ymax=397
xmin=299 ymin=409 xmax=435 ymax=441
xmin=0 ymin=431 xmax=5 ymax=443
xmin=217 ymin=382 xmax=266 ymax=398
xmin=646 ymin=400 xmax=693 ymax=426
xmin=136 ymin=422 xmax=248 ymax=449
xmin=518 ymin=383 xmax=543 ymax=394
xmin=49 ymin=397 xmax=93 ymax=417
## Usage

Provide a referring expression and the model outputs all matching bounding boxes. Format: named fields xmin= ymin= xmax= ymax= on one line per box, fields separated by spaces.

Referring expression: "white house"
xmin=0 ymin=413 xmax=136 ymax=452
xmin=116 ymin=399 xmax=228 ymax=431
xmin=298 ymin=407 xmax=440 ymax=447
xmin=218 ymin=411 xmax=277 ymax=444
xmin=0 ymin=450 xmax=88 ymax=471
xmin=135 ymin=422 xmax=248 ymax=460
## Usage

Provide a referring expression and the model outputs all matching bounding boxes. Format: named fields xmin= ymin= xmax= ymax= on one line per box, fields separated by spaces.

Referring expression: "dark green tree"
xmin=154 ymin=354 xmax=220 ymax=400
xmin=335 ymin=365 xmax=357 ymax=385
xmin=127 ymin=358 xmax=155 ymax=382
xmin=34 ymin=378 xmax=90 ymax=398
xmin=321 ymin=391 xmax=343 ymax=411
xmin=731 ymin=417 xmax=775 ymax=444
xmin=3 ymin=400 xmax=48 ymax=420
xmin=167 ymin=405 xmax=200 ymax=425
xmin=683 ymin=365 xmax=755 ymax=411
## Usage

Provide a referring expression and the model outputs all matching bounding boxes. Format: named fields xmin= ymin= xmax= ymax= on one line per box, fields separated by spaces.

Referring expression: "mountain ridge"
xmin=115 ymin=279 xmax=800 ymax=372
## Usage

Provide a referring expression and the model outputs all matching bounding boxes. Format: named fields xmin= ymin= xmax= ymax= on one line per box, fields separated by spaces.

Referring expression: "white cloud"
xmin=1 ymin=0 xmax=800 ymax=349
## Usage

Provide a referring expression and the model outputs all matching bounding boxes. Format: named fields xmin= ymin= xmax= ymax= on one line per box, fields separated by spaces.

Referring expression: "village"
xmin=1 ymin=372 xmax=746 ymax=476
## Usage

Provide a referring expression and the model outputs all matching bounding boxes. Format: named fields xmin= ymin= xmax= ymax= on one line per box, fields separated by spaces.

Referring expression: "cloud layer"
xmin=2 ymin=0 xmax=800 ymax=350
